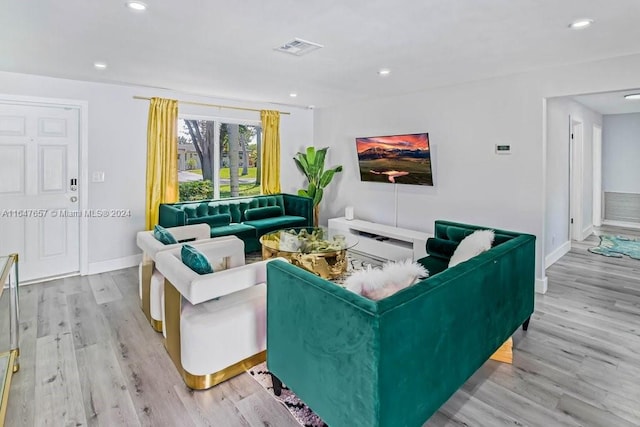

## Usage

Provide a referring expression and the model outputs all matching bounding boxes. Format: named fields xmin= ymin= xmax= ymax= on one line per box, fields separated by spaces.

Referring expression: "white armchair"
xmin=136 ymin=224 xmax=234 ymax=331
xmin=155 ymin=238 xmax=278 ymax=390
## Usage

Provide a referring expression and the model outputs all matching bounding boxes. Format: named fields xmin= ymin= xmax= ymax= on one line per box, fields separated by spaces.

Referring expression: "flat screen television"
xmin=355 ymin=132 xmax=433 ymax=186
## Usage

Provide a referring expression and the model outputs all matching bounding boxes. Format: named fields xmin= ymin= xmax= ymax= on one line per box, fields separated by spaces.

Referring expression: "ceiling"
xmin=573 ymin=89 xmax=640 ymax=115
xmin=3 ymin=0 xmax=640 ymax=108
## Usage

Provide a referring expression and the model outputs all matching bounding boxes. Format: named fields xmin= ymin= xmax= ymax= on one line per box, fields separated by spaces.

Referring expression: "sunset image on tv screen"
xmin=355 ymin=133 xmax=432 ymax=185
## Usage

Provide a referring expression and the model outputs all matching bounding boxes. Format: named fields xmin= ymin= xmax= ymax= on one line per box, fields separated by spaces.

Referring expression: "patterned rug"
xmin=248 ymin=362 xmax=327 ymax=427
xmin=245 ymin=251 xmax=383 ymax=427
xmin=588 ymin=234 xmax=640 ymax=260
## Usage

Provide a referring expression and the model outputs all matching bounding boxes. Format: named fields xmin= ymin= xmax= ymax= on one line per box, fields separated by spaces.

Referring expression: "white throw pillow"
xmin=448 ymin=229 xmax=495 ymax=268
xmin=345 ymin=259 xmax=429 ymax=301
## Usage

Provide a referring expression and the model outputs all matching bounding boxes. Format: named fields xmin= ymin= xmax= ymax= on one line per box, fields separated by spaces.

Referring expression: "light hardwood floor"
xmin=2 ymin=225 xmax=639 ymax=426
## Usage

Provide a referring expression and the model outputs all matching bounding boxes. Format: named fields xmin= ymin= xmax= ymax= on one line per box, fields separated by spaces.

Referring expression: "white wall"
xmin=602 ymin=113 xmax=640 ymax=193
xmin=545 ymin=98 xmax=601 ymax=259
xmin=0 ymin=71 xmax=313 ymax=270
xmin=315 ymin=53 xmax=640 ymax=290
xmin=316 ymin=76 xmax=546 ymax=284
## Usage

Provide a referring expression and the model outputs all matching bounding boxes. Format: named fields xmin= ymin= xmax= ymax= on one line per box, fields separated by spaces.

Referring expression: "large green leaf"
xmin=307 ymin=182 xmax=317 ymax=199
xmin=298 ymin=189 xmax=309 ymax=197
xmin=314 ymin=147 xmax=328 ymax=175
xmin=305 ymin=148 xmax=320 ymax=182
xmin=305 ymin=146 xmax=316 ymax=167
xmin=293 ymin=157 xmax=307 ymax=176
xmin=319 ymin=167 xmax=341 ymax=188
xmin=294 ymin=154 xmax=310 ymax=177
xmin=313 ymin=187 xmax=324 ymax=207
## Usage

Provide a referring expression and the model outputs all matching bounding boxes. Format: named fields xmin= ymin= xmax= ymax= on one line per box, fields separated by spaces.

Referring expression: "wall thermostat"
xmin=495 ymin=144 xmax=511 ymax=154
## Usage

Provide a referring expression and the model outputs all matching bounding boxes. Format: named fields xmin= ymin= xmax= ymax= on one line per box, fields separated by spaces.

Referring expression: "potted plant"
xmin=294 ymin=146 xmax=343 ymax=227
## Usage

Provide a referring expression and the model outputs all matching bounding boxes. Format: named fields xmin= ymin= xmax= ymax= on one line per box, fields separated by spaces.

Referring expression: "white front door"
xmin=0 ymin=103 xmax=80 ymax=282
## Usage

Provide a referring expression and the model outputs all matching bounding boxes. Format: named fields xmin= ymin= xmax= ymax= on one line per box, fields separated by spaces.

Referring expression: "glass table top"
xmin=260 ymin=227 xmax=358 ymax=254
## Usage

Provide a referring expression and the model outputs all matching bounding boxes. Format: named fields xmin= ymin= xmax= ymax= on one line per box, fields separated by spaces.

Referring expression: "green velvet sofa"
xmin=266 ymin=220 xmax=535 ymax=427
xmin=158 ymin=193 xmax=312 ymax=252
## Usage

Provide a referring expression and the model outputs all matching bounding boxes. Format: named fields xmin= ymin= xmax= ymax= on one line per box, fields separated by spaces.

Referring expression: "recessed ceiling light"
xmin=126 ymin=1 xmax=147 ymax=11
xmin=289 ymin=93 xmax=298 ymax=98
xmin=569 ymin=19 xmax=594 ymax=29
xmin=93 ymin=62 xmax=107 ymax=70
xmin=378 ymin=68 xmax=391 ymax=76
xmin=624 ymin=93 xmax=640 ymax=100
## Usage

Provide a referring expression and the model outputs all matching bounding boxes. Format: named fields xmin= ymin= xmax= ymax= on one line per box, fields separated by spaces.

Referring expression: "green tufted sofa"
xmin=266 ymin=220 xmax=535 ymax=427
xmin=158 ymin=193 xmax=312 ymax=253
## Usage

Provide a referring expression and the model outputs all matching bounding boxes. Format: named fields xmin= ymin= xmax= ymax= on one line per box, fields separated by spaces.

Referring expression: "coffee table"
xmin=260 ymin=227 xmax=358 ymax=279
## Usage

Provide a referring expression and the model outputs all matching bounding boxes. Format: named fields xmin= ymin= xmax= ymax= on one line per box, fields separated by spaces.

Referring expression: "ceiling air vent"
xmin=274 ymin=38 xmax=324 ymax=56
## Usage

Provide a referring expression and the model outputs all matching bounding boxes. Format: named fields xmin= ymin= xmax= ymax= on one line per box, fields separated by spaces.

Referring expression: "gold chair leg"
xmin=140 ymin=259 xmax=154 ymax=324
xmin=182 ymin=351 xmax=266 ymax=390
xmin=163 ymin=279 xmax=183 ymax=372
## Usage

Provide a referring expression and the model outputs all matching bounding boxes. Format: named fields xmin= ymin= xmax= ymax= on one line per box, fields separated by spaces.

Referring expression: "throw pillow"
xmin=345 ymin=259 xmax=429 ymax=301
xmin=244 ymin=206 xmax=283 ymax=221
xmin=448 ymin=229 xmax=495 ymax=268
xmin=186 ymin=213 xmax=231 ymax=228
xmin=181 ymin=244 xmax=213 ymax=275
xmin=153 ymin=225 xmax=178 ymax=245
xmin=425 ymin=237 xmax=459 ymax=260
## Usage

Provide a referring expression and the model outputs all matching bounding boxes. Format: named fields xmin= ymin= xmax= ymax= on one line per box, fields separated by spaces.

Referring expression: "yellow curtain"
xmin=145 ymin=97 xmax=178 ymax=230
xmin=260 ymin=110 xmax=281 ymax=194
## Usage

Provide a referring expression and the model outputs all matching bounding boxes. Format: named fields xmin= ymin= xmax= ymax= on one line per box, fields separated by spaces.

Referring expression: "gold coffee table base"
xmin=262 ymin=246 xmax=348 ymax=279
xmin=489 ymin=337 xmax=513 ymax=364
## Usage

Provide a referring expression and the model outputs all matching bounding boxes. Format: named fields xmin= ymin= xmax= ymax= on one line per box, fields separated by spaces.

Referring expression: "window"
xmin=178 ymin=118 xmax=262 ymax=201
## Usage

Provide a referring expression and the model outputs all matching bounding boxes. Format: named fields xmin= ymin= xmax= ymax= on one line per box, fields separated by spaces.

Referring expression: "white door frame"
xmin=0 ymin=93 xmax=89 ymax=276
xmin=569 ymin=118 xmax=583 ymax=241
xmin=592 ymin=124 xmax=602 ymax=227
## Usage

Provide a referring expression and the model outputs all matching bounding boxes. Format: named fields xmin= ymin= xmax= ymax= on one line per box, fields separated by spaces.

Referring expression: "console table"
xmin=0 ymin=254 xmax=19 ymax=425
xmin=328 ymin=217 xmax=431 ymax=261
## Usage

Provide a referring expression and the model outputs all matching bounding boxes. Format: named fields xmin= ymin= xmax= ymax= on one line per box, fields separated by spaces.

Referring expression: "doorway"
xmin=569 ymin=119 xmax=583 ymax=241
xmin=0 ymin=100 xmax=82 ymax=282
xmin=592 ymin=124 xmax=602 ymax=227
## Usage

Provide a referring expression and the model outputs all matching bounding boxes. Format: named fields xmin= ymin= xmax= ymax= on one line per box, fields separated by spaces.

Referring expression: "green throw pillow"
xmin=153 ymin=225 xmax=178 ymax=245
xmin=181 ymin=244 xmax=213 ymax=275
xmin=425 ymin=238 xmax=459 ymax=260
xmin=244 ymin=206 xmax=283 ymax=221
xmin=186 ymin=213 xmax=231 ymax=228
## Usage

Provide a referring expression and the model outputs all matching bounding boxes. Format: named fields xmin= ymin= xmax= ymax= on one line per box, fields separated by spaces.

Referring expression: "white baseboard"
xmin=87 ymin=254 xmax=142 ymax=275
xmin=535 ymin=277 xmax=548 ymax=294
xmin=602 ymin=219 xmax=640 ymax=230
xmin=581 ymin=225 xmax=594 ymax=241
xmin=545 ymin=241 xmax=571 ymax=269
xmin=21 ymin=272 xmax=80 ymax=286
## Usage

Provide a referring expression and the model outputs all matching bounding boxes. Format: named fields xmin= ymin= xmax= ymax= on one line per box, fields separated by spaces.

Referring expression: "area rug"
xmin=247 ymin=362 xmax=327 ymax=427
xmin=588 ymin=234 xmax=640 ymax=260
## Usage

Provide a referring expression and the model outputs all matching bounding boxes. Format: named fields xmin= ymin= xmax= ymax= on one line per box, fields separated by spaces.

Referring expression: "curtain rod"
xmin=133 ymin=96 xmax=291 ymax=115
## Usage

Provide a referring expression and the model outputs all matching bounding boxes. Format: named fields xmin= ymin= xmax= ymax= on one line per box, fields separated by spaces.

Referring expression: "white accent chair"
xmin=136 ymin=224 xmax=234 ymax=332
xmin=155 ymin=238 xmax=277 ymax=390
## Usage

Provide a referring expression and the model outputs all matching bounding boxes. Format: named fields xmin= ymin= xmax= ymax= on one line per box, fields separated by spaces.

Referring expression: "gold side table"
xmin=0 ymin=254 xmax=19 ymax=425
